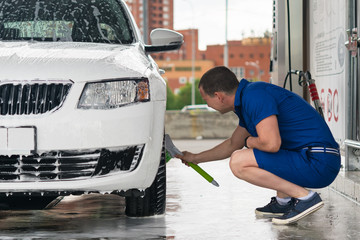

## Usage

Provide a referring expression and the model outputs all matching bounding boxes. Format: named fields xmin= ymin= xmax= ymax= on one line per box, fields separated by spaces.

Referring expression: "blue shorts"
xmin=254 ymin=148 xmax=341 ymax=188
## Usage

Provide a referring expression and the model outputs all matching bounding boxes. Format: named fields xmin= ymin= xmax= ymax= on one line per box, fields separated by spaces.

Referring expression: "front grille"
xmin=0 ymin=145 xmax=144 ymax=182
xmin=0 ymin=81 xmax=72 ymax=115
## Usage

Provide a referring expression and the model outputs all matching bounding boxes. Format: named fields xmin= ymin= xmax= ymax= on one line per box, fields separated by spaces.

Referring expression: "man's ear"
xmin=214 ymin=92 xmax=225 ymax=102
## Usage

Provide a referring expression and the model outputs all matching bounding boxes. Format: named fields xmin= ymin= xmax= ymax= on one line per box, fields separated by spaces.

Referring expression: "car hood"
xmin=0 ymin=42 xmax=151 ymax=82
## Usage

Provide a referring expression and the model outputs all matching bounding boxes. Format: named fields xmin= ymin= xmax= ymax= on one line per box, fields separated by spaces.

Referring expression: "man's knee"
xmin=229 ymin=149 xmax=257 ymax=179
xmin=229 ymin=150 xmax=246 ymax=178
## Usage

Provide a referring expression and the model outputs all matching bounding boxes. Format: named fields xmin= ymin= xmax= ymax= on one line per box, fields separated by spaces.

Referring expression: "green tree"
xmin=166 ymin=84 xmax=177 ymax=110
xmin=166 ymin=79 xmax=206 ymax=110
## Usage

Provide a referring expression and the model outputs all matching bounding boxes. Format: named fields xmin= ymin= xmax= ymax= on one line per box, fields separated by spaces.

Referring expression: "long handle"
xmin=188 ymin=162 xmax=219 ymax=187
xmin=165 ymin=134 xmax=219 ymax=187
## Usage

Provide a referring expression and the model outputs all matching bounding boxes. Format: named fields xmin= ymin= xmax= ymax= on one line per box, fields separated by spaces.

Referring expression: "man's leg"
xmin=229 ymin=149 xmax=308 ymax=198
xmin=229 ymin=149 xmax=324 ymax=224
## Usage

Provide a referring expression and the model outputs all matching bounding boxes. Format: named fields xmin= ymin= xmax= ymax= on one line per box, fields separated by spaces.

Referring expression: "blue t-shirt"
xmin=234 ymin=79 xmax=338 ymax=150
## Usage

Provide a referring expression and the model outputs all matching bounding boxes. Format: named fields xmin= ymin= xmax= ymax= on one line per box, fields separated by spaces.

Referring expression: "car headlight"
xmin=78 ymin=78 xmax=150 ymax=109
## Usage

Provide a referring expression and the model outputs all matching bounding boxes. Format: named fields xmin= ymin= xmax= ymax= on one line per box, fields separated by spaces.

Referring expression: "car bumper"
xmin=0 ymin=101 xmax=165 ymax=194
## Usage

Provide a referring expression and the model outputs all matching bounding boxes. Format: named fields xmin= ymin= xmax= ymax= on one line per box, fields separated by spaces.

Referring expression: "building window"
xmin=162 ymin=66 xmax=172 ymax=72
xmin=230 ymin=67 xmax=245 ymax=79
xmin=239 ymin=53 xmax=244 ymax=58
xmin=259 ymin=53 xmax=264 ymax=58
xmin=179 ymin=77 xmax=187 ymax=84
xmin=249 ymin=53 xmax=254 ymax=58
xmin=175 ymin=66 xmax=201 ymax=71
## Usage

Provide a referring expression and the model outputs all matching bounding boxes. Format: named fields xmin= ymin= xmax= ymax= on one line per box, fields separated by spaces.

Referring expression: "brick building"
xmin=156 ymin=59 xmax=214 ymax=94
xmin=157 ymin=36 xmax=271 ymax=93
xmin=124 ymin=0 xmax=271 ymax=93
xmin=124 ymin=0 xmax=174 ymax=42
xmin=204 ymin=38 xmax=271 ymax=82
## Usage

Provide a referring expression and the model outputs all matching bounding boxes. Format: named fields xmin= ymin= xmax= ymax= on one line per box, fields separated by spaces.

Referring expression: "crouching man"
xmin=177 ymin=66 xmax=340 ymax=225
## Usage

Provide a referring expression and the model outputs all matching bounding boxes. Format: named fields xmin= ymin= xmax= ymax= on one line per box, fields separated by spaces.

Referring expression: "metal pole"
xmin=191 ymin=29 xmax=195 ymax=105
xmin=224 ymin=0 xmax=228 ymax=67
xmin=142 ymin=0 xmax=148 ymax=44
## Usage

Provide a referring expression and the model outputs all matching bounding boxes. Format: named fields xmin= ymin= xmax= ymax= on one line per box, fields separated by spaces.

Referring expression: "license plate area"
xmin=0 ymin=126 xmax=37 ymax=155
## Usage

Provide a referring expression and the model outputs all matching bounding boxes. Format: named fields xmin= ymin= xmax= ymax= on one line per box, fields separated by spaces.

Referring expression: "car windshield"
xmin=0 ymin=0 xmax=135 ymax=44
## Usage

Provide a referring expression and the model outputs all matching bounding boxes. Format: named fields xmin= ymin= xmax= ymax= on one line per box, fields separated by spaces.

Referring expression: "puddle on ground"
xmin=0 ymin=140 xmax=360 ymax=239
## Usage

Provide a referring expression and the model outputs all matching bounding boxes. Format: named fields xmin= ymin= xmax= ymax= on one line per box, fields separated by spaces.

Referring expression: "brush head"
xmin=165 ymin=150 xmax=172 ymax=163
xmin=165 ymin=134 xmax=183 ymax=158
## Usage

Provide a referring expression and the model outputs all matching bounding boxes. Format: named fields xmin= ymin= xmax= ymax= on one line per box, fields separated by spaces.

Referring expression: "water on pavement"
xmin=0 ymin=139 xmax=359 ymax=239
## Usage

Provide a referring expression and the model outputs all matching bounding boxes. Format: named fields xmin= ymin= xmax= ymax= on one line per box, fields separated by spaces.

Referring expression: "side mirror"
xmin=145 ymin=28 xmax=183 ymax=53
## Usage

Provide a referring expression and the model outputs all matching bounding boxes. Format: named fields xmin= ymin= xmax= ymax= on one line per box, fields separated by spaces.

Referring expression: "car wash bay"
xmin=0 ymin=139 xmax=360 ymax=239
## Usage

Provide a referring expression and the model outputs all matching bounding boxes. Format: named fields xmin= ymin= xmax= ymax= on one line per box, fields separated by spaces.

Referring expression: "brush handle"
xmin=165 ymin=134 xmax=219 ymax=187
xmin=188 ymin=162 xmax=213 ymax=182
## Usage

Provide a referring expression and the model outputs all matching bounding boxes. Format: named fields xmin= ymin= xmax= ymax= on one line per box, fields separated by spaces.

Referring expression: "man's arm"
xmin=178 ymin=125 xmax=250 ymax=164
xmin=245 ymin=115 xmax=281 ymax=152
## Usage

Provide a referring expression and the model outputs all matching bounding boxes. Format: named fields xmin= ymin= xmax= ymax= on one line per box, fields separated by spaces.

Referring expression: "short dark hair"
xmin=199 ymin=66 xmax=239 ymax=97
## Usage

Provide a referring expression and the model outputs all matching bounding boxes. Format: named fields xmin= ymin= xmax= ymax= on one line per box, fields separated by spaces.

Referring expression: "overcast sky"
xmin=173 ymin=0 xmax=273 ymax=50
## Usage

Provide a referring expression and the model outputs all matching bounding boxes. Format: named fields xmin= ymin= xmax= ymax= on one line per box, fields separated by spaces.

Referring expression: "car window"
xmin=0 ymin=0 xmax=135 ymax=44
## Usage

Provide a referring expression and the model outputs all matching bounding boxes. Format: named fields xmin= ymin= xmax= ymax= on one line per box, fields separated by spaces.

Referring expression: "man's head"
xmin=198 ymin=66 xmax=239 ymax=114
xmin=199 ymin=66 xmax=239 ymax=97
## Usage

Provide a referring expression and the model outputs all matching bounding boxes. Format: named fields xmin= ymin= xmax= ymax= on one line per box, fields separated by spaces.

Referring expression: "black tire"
xmin=125 ymin=140 xmax=166 ymax=217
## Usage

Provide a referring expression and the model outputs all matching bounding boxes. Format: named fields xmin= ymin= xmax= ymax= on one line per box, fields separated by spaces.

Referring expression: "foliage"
xmin=166 ymin=79 xmax=206 ymax=110
xmin=166 ymin=85 xmax=177 ymax=110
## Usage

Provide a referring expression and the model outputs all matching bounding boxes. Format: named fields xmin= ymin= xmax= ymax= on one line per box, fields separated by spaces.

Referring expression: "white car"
xmin=181 ymin=104 xmax=216 ymax=112
xmin=0 ymin=0 xmax=182 ymax=216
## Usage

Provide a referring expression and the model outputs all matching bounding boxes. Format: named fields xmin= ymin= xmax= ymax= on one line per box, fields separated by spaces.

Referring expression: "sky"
xmin=173 ymin=0 xmax=273 ymax=50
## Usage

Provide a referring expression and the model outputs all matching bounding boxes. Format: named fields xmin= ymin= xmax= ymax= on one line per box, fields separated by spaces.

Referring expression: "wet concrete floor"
xmin=0 ymin=139 xmax=360 ymax=239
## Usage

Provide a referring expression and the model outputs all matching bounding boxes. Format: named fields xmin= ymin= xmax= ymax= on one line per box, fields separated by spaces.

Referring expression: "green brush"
xmin=165 ymin=134 xmax=219 ymax=187
xmin=166 ymin=150 xmax=172 ymax=163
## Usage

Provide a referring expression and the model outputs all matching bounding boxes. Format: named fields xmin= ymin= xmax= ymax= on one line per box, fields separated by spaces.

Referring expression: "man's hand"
xmin=175 ymin=125 xmax=251 ymax=166
xmin=176 ymin=151 xmax=199 ymax=166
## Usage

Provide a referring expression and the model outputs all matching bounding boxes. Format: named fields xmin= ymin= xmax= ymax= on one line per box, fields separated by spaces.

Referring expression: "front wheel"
xmin=125 ymin=141 xmax=166 ymax=217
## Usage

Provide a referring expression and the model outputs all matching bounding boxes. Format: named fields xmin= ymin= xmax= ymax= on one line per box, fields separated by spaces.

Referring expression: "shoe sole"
xmin=272 ymin=201 xmax=324 ymax=225
xmin=255 ymin=209 xmax=284 ymax=218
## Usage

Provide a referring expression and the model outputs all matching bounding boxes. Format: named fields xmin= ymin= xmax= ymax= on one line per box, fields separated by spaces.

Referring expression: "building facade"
xmin=204 ymin=38 xmax=271 ymax=82
xmin=124 ymin=0 xmax=271 ymax=93
xmin=124 ymin=0 xmax=174 ymax=43
xmin=156 ymin=59 xmax=215 ymax=94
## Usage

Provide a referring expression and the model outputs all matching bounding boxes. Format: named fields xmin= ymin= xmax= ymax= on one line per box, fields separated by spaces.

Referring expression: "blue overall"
xmin=234 ymin=79 xmax=340 ymax=188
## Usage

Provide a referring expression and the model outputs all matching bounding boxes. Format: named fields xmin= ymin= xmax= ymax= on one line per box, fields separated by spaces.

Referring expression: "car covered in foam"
xmin=0 ymin=0 xmax=182 ymax=216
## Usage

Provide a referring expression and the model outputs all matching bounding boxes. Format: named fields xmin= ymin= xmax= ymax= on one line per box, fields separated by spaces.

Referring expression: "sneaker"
xmin=272 ymin=192 xmax=324 ymax=225
xmin=255 ymin=197 xmax=293 ymax=217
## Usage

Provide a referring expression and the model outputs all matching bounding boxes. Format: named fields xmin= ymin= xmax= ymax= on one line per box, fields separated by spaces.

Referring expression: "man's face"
xmin=199 ymin=86 xmax=227 ymax=114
